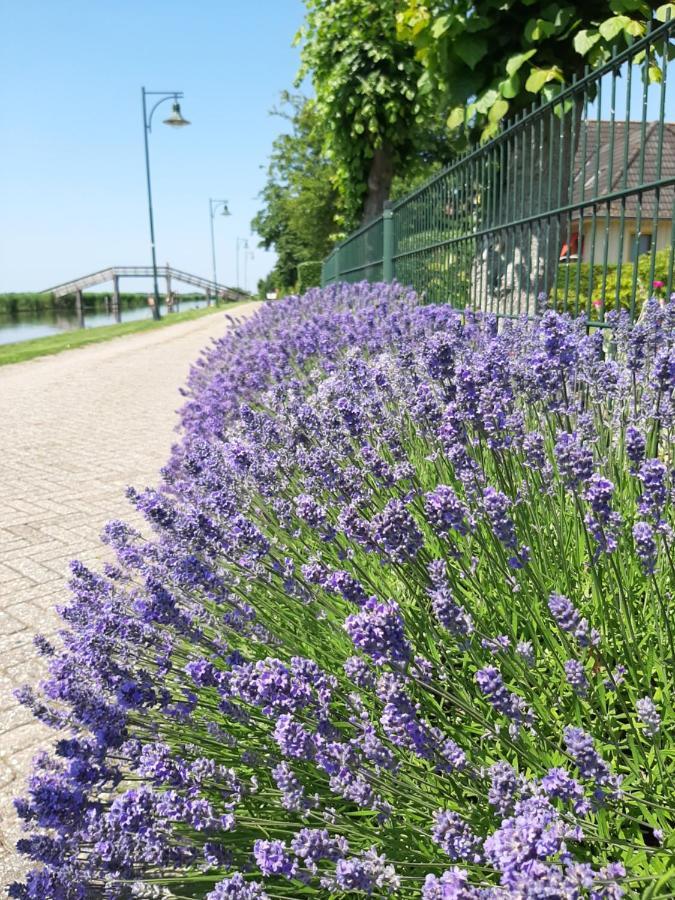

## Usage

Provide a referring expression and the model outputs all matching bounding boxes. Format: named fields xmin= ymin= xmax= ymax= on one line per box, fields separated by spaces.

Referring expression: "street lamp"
xmin=209 ymin=198 xmax=230 ymax=304
xmin=141 ymin=87 xmax=190 ymax=320
xmin=244 ymin=249 xmax=254 ymax=293
xmin=235 ymin=237 xmax=248 ymax=291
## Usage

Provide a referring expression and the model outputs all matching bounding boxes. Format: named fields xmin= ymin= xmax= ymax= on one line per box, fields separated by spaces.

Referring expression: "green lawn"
xmin=0 ymin=300 xmax=253 ymax=367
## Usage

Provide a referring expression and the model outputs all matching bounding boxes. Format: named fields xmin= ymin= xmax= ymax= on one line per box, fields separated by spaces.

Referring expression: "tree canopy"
xmin=397 ymin=0 xmax=675 ymax=143
xmin=295 ymin=0 xmax=451 ymax=222
xmin=251 ymin=94 xmax=341 ymax=293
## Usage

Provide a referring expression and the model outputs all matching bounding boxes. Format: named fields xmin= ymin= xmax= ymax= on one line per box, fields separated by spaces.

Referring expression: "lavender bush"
xmin=10 ymin=283 xmax=675 ymax=898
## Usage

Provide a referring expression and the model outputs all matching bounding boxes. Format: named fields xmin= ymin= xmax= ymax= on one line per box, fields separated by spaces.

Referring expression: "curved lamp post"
xmin=209 ymin=199 xmax=230 ymax=304
xmin=141 ymin=87 xmax=190 ymax=320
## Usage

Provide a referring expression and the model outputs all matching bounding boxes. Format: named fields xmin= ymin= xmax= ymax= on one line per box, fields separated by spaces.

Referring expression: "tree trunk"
xmin=471 ymin=95 xmax=585 ymax=317
xmin=362 ymin=143 xmax=394 ymax=224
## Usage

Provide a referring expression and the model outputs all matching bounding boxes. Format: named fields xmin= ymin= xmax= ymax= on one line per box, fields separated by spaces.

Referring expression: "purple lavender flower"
xmin=548 ymin=593 xmax=598 ymax=648
xmin=625 ymin=426 xmax=645 ymax=471
xmin=540 ymin=767 xmax=590 ymax=815
xmin=291 ymin=828 xmax=347 ymax=874
xmin=422 ymin=868 xmax=477 ymax=899
xmin=516 ymin=641 xmax=535 ymax=666
xmin=370 ymin=499 xmax=424 ymax=562
xmin=271 ymin=762 xmax=310 ymax=813
xmin=343 ymin=655 xmax=375 ymax=689
xmin=482 ymin=487 xmax=518 ymax=550
xmin=636 ymin=697 xmax=661 ymax=737
xmin=638 ymin=458 xmax=668 ymax=521
xmin=564 ymin=659 xmax=589 ymax=698
xmin=294 ymin=494 xmax=327 ymax=527
xmin=633 ymin=521 xmax=658 ymax=574
xmin=431 ymin=811 xmax=483 ymax=864
xmin=483 ymin=796 xmax=582 ymax=888
xmin=424 ymin=485 xmax=471 ymax=536
xmin=344 ymin=597 xmax=411 ymax=665
xmin=253 ymin=839 xmax=295 ymax=878
xmin=206 ymin=873 xmax=270 ymax=899
xmin=554 ymin=433 xmax=594 ymax=489
xmin=325 ymin=848 xmax=400 ymax=894
xmin=487 ymin=762 xmax=521 ymax=816
xmin=272 ymin=714 xmax=316 ymax=760
xmin=475 ymin=666 xmax=534 ymax=731
xmin=563 ymin=727 xmax=618 ymax=792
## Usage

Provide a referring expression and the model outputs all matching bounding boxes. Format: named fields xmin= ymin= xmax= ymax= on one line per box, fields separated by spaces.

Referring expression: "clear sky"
xmin=0 ymin=0 xmax=306 ymax=292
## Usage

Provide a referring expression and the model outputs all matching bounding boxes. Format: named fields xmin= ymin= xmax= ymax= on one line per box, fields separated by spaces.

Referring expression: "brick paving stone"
xmin=0 ymin=304 xmax=260 ymax=892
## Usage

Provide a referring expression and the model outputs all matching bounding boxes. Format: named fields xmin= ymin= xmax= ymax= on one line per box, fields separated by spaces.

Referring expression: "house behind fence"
xmin=321 ymin=17 xmax=675 ymax=325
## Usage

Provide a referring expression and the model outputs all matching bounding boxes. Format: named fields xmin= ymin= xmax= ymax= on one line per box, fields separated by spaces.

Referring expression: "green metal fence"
xmin=322 ymin=17 xmax=675 ymax=323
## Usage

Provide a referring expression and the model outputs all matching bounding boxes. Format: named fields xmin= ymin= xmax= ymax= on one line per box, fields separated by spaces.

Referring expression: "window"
xmin=632 ymin=232 xmax=652 ymax=261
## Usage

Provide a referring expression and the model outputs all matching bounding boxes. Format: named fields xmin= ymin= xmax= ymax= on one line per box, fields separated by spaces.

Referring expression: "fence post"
xmin=335 ymin=245 xmax=342 ymax=282
xmin=382 ymin=202 xmax=394 ymax=282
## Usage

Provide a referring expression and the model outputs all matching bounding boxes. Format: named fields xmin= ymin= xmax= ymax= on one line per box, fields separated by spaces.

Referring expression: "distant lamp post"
xmin=141 ymin=87 xmax=190 ymax=320
xmin=244 ymin=249 xmax=254 ymax=293
xmin=236 ymin=237 xmax=248 ymax=291
xmin=209 ymin=198 xmax=230 ymax=304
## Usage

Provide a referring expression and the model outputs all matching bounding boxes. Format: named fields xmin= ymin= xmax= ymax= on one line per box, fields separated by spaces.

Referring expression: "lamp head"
xmin=163 ymin=101 xmax=190 ymax=127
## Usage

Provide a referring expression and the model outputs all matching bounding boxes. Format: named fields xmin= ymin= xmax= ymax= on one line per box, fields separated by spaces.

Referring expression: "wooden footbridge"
xmin=44 ymin=265 xmax=244 ymax=325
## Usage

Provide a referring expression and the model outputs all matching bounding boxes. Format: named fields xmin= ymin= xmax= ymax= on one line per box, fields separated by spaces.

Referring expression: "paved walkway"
xmin=0 ymin=304 xmax=260 ymax=890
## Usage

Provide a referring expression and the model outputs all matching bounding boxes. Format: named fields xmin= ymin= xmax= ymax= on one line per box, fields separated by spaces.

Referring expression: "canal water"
xmin=0 ymin=297 xmax=210 ymax=346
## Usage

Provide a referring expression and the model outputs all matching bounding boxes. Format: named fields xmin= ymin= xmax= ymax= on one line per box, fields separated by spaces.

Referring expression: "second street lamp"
xmin=235 ymin=237 xmax=248 ymax=291
xmin=209 ymin=198 xmax=230 ymax=304
xmin=141 ymin=87 xmax=190 ymax=321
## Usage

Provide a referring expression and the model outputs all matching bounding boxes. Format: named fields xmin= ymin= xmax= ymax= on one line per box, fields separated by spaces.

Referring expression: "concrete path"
xmin=0 ymin=304 xmax=260 ymax=890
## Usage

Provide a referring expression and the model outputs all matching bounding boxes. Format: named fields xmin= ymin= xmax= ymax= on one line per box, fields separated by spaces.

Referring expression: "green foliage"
xmin=252 ymin=94 xmax=343 ymax=294
xmin=0 ymin=292 xmax=207 ymax=316
xmin=297 ymin=260 xmax=323 ymax=294
xmin=396 ymin=1 xmax=673 ymax=142
xmin=554 ymin=248 xmax=672 ymax=316
xmin=296 ymin=0 xmax=454 ymax=221
xmin=0 ymin=302 xmax=251 ymax=367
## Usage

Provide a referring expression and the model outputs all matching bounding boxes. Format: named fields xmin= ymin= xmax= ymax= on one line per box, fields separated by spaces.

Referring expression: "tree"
xmin=397 ymin=1 xmax=673 ymax=142
xmin=396 ymin=0 xmax=675 ymax=305
xmin=252 ymin=94 xmax=341 ymax=292
xmin=296 ymin=0 xmax=451 ymax=223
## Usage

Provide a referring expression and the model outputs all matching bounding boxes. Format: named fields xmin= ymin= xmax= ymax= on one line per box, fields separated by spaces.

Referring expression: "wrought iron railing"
xmin=322 ymin=17 xmax=675 ymax=323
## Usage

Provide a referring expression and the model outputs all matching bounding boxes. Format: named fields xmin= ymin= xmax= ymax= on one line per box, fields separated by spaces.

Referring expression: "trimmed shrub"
xmin=297 ymin=261 xmax=323 ymax=294
xmin=11 ymin=283 xmax=675 ymax=899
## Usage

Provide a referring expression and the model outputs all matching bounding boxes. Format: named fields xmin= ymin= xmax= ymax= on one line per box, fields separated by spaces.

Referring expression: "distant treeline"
xmin=0 ymin=292 xmax=210 ymax=315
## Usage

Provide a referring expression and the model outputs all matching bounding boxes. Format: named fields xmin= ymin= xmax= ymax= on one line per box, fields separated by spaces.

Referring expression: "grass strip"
xmin=0 ymin=300 xmax=253 ymax=367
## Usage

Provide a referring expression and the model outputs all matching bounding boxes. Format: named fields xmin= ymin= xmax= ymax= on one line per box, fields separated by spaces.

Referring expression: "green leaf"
xmin=655 ymin=2 xmax=675 ymax=20
xmin=524 ymin=17 xmax=557 ymax=42
xmin=446 ymin=106 xmax=465 ymax=130
xmin=431 ymin=15 xmax=451 ymax=38
xmin=525 ymin=66 xmax=563 ymax=93
xmin=624 ymin=17 xmax=645 ymax=36
xmin=574 ymin=28 xmax=601 ymax=55
xmin=454 ymin=35 xmax=488 ymax=69
xmin=506 ymin=49 xmax=537 ymax=75
xmin=480 ymin=121 xmax=500 ymax=142
xmin=649 ymin=62 xmax=664 ymax=82
xmin=488 ymin=98 xmax=510 ymax=123
xmin=474 ymin=88 xmax=500 ymax=114
xmin=598 ymin=15 xmax=629 ymax=41
xmin=499 ymin=72 xmax=520 ymax=99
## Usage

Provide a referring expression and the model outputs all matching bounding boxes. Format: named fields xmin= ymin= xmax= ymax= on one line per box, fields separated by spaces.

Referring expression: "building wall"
xmin=580 ymin=218 xmax=671 ymax=264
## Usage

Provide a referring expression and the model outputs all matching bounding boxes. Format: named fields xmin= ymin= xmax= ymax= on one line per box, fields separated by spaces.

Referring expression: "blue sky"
xmin=0 ymin=0 xmax=306 ymax=292
xmin=1 ymin=4 xmax=673 ymax=294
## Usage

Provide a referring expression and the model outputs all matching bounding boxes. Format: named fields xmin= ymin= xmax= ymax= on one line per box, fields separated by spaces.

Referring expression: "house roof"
xmin=572 ymin=120 xmax=675 ymax=220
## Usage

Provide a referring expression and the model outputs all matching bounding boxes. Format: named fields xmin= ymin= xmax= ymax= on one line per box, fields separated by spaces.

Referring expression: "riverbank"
xmin=0 ymin=300 xmax=252 ymax=366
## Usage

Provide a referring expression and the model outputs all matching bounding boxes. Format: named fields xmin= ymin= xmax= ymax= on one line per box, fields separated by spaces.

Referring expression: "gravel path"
xmin=0 ymin=304 xmax=260 ymax=890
